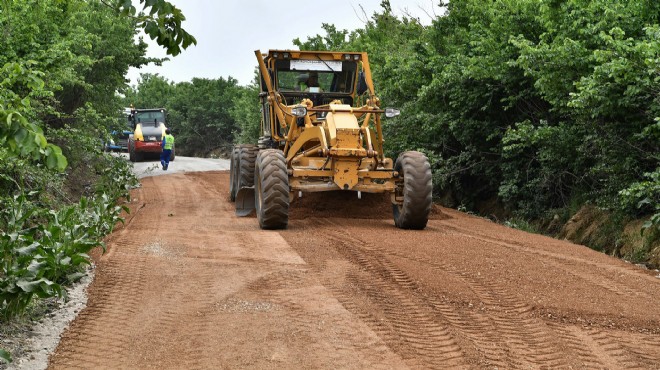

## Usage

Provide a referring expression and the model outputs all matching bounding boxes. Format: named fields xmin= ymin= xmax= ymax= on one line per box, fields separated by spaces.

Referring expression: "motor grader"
xmin=231 ymin=49 xmax=432 ymax=230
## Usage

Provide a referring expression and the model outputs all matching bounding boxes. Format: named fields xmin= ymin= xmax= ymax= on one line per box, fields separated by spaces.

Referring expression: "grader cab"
xmin=231 ymin=50 xmax=432 ymax=230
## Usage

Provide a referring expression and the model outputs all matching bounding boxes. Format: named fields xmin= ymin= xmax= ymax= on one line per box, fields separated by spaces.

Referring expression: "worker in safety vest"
xmin=161 ymin=128 xmax=174 ymax=170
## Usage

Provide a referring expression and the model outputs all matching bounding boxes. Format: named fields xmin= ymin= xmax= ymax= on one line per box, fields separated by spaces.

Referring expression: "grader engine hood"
xmin=325 ymin=105 xmax=367 ymax=190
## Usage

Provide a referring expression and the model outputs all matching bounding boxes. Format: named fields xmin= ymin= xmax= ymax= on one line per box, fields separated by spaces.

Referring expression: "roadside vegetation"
xmin=2 ymin=0 xmax=658 ymax=363
xmin=0 ymin=0 xmax=194 ymax=363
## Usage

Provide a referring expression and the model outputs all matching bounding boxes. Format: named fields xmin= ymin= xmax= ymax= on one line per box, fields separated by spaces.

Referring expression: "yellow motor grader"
xmin=232 ymin=50 xmax=432 ymax=230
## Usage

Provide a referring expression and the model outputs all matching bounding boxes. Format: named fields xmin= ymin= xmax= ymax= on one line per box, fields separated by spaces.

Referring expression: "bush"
xmin=619 ymin=168 xmax=660 ymax=236
xmin=0 ymin=155 xmax=134 ymax=320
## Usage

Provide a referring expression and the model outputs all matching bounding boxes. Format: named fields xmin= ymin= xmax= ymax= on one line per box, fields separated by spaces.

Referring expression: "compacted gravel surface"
xmin=45 ymin=171 xmax=660 ymax=369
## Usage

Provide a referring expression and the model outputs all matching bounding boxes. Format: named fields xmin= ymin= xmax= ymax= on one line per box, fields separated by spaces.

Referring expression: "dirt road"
xmin=48 ymin=171 xmax=660 ymax=369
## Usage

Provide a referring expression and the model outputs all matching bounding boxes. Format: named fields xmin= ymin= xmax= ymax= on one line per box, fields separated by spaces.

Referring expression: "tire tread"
xmin=393 ymin=151 xmax=432 ymax=229
xmin=256 ymin=149 xmax=289 ymax=229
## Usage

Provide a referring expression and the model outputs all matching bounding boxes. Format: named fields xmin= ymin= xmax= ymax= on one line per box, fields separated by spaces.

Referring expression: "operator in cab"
xmin=304 ymin=71 xmax=322 ymax=93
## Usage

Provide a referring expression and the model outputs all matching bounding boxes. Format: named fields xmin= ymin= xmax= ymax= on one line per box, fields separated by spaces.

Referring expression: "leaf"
xmin=637 ymin=198 xmax=651 ymax=208
xmin=72 ymin=253 xmax=91 ymax=265
xmin=66 ymin=272 xmax=86 ymax=282
xmin=56 ymin=153 xmax=68 ymax=171
xmin=144 ymin=21 xmax=158 ymax=38
xmin=17 ymin=242 xmax=40 ymax=256
xmin=27 ymin=260 xmax=47 ymax=276
xmin=16 ymin=278 xmax=51 ymax=293
xmin=14 ymin=128 xmax=28 ymax=146
xmin=35 ymin=133 xmax=47 ymax=148
xmin=46 ymin=152 xmax=58 ymax=170
xmin=34 ymin=280 xmax=63 ymax=299
xmin=0 ymin=348 xmax=12 ymax=364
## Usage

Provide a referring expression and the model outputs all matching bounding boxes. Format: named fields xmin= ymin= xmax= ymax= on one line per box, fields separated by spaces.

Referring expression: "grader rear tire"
xmin=238 ymin=145 xmax=259 ymax=189
xmin=255 ymin=149 xmax=289 ymax=230
xmin=393 ymin=151 xmax=432 ymax=230
xmin=229 ymin=147 xmax=240 ymax=201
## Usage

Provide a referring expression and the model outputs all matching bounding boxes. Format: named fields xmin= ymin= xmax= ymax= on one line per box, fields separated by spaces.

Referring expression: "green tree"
xmin=125 ymin=74 xmax=243 ymax=156
xmin=0 ymin=0 xmax=195 ymax=332
xmin=104 ymin=0 xmax=197 ymax=56
xmin=230 ymin=78 xmax=261 ymax=145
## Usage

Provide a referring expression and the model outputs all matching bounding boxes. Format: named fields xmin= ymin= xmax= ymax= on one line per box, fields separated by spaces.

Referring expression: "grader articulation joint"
xmin=231 ymin=50 xmax=432 ymax=230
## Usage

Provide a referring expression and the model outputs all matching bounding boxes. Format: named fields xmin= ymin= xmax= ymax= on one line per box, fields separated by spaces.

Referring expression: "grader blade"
xmin=235 ymin=186 xmax=255 ymax=216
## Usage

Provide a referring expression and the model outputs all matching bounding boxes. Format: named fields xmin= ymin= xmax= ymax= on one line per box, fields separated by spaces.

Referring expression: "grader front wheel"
xmin=255 ymin=149 xmax=289 ymax=230
xmin=393 ymin=151 xmax=432 ymax=229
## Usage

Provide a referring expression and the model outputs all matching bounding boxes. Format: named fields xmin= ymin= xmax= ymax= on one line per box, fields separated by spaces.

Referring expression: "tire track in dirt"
xmin=302 ymin=219 xmax=478 ymax=368
xmin=389 ymin=222 xmax=658 ymax=368
xmin=50 ymin=172 xmax=411 ymax=369
xmin=441 ymin=217 xmax=657 ymax=302
xmin=582 ymin=329 xmax=660 ymax=368
xmin=428 ymin=219 xmax=660 ymax=368
xmin=331 ymin=261 xmax=466 ymax=369
xmin=280 ymin=208 xmax=660 ymax=369
xmin=50 ymin=174 xmax=234 ymax=368
xmin=48 ymin=172 xmax=660 ymax=369
xmin=316 ymin=218 xmax=569 ymax=369
xmin=48 ymin=244 xmax=150 ymax=368
xmin=244 ymin=268 xmax=406 ymax=370
xmin=438 ymin=220 xmax=660 ymax=338
xmin=418 ymin=262 xmax=565 ymax=369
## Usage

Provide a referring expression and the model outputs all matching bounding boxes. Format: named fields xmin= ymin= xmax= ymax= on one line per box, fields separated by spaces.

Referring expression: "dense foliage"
xmin=0 ymin=0 xmax=194 ymax=362
xmin=292 ymin=0 xmax=659 ymax=257
xmin=109 ymin=0 xmax=197 ymax=56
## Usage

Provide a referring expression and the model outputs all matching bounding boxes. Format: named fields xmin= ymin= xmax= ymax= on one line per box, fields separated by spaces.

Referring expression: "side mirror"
xmin=356 ymin=71 xmax=368 ymax=95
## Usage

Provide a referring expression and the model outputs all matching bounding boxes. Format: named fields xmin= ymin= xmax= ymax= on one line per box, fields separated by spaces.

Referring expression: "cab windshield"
xmin=275 ymin=59 xmax=357 ymax=94
xmin=136 ymin=111 xmax=165 ymax=123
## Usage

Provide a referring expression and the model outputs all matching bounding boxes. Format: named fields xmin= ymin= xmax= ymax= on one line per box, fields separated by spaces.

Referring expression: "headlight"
xmin=385 ymin=108 xmax=400 ymax=118
xmin=291 ymin=106 xmax=307 ymax=117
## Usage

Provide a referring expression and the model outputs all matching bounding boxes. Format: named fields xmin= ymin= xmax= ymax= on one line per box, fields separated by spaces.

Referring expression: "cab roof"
xmin=264 ymin=50 xmax=363 ymax=62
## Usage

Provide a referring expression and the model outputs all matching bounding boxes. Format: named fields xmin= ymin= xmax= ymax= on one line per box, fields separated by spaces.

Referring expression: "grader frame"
xmin=231 ymin=50 xmax=432 ymax=230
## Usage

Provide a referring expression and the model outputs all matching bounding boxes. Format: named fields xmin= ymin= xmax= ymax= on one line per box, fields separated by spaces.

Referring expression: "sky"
xmin=126 ymin=0 xmax=440 ymax=87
